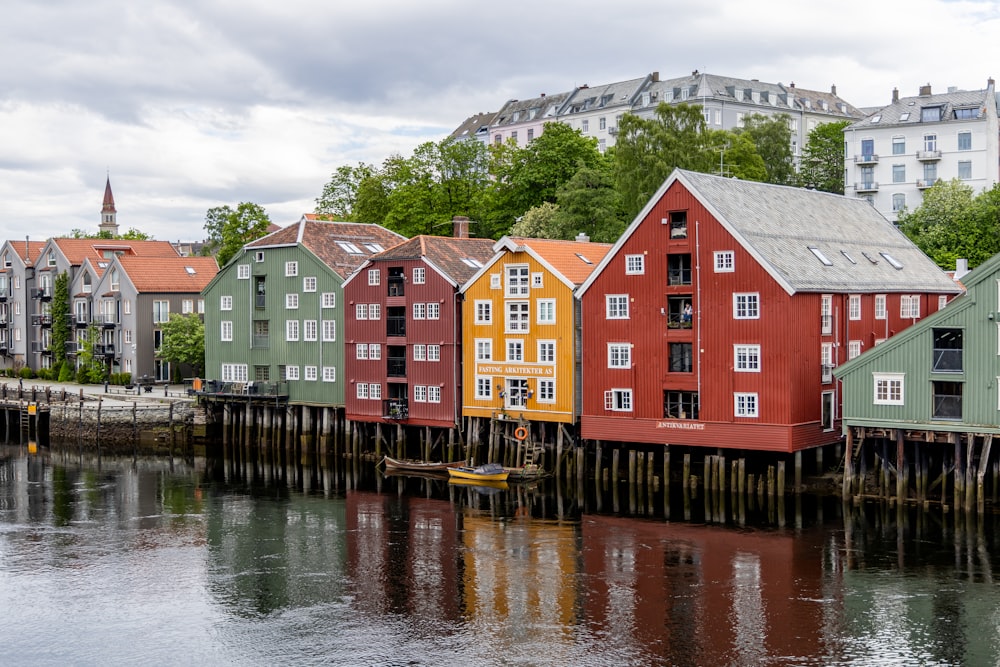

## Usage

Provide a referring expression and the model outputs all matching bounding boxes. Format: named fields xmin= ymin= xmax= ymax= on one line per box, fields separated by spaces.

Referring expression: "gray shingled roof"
xmin=848 ymin=87 xmax=994 ymax=129
xmin=676 ymin=170 xmax=959 ymax=293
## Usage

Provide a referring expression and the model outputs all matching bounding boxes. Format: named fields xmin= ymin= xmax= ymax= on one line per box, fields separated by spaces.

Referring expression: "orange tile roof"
xmin=509 ymin=237 xmax=613 ymax=285
xmin=51 ymin=238 xmax=180 ymax=266
xmin=117 ymin=256 xmax=219 ymax=293
xmin=3 ymin=240 xmax=46 ymax=265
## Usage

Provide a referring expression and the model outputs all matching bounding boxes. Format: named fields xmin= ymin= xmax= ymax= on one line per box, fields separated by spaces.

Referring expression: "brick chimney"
xmin=830 ymin=84 xmax=837 ymax=96
xmin=919 ymin=83 xmax=932 ymax=96
xmin=892 ymin=87 xmax=899 ymax=103
xmin=452 ymin=216 xmax=470 ymax=239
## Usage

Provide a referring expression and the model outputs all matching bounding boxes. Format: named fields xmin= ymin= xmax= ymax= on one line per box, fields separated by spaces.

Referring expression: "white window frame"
xmin=412 ymin=303 xmax=426 ymax=320
xmin=370 ymin=383 xmax=382 ymax=400
xmin=303 ymin=319 xmax=317 ymax=341
xmin=475 ymin=300 xmax=492 ymax=324
xmin=221 ymin=363 xmax=248 ymax=382
xmin=237 ymin=264 xmax=250 ymax=279
xmin=733 ymin=293 xmax=759 ymax=320
xmin=368 ymin=268 xmax=380 ymax=286
xmin=848 ymin=294 xmax=861 ymax=321
xmin=303 ymin=277 xmax=317 ymax=292
xmin=369 ymin=344 xmax=381 ymax=360
xmin=221 ymin=321 xmax=233 ymax=341
xmin=475 ymin=339 xmax=492 ymax=361
xmin=322 ymin=320 xmax=335 ymax=341
xmin=537 ymin=299 xmax=556 ymax=324
xmin=355 ymin=303 xmax=368 ymax=320
xmin=427 ymin=344 xmax=440 ymax=361
xmin=286 ymin=293 xmax=299 ymax=309
xmin=875 ymin=294 xmax=887 ymax=320
xmin=506 ymin=301 xmax=529 ymax=332
xmin=537 ymin=340 xmax=555 ymax=364
xmin=304 ymin=366 xmax=318 ymax=381
xmin=606 ymin=294 xmax=629 ymax=319
xmin=369 ymin=303 xmax=381 ymax=320
xmin=356 ymin=383 xmax=369 ymax=399
xmin=182 ymin=299 xmax=193 ymax=314
xmin=734 ymin=393 xmax=759 ymax=417
xmin=428 ymin=386 xmax=441 ymax=403
xmin=506 ymin=265 xmax=530 ymax=297
xmin=414 ymin=385 xmax=427 ymax=403
xmin=426 ymin=302 xmax=440 ymax=320
xmin=734 ymin=344 xmax=761 ymax=372
xmin=322 ymin=292 xmax=336 ymax=308
xmin=507 ymin=339 xmax=524 ymax=362
xmin=475 ymin=377 xmax=492 ymax=400
xmin=608 ymin=343 xmax=631 ymax=369
xmin=322 ymin=367 xmax=336 ymax=382
xmin=874 ymin=372 xmax=904 ymax=405
xmin=820 ymin=294 xmax=832 ymax=334
xmin=286 ymin=319 xmax=299 ymax=341
xmin=285 ymin=365 xmax=300 ymax=381
xmin=531 ymin=272 xmax=543 ymax=288
xmin=848 ymin=340 xmax=862 ymax=359
xmin=537 ymin=379 xmax=556 ymax=403
xmin=285 ymin=261 xmax=298 ymax=277
xmin=413 ymin=344 xmax=426 ymax=361
xmin=714 ymin=251 xmax=735 ymax=273
xmin=412 ymin=267 xmax=425 ymax=284
xmin=356 ymin=343 xmax=369 ymax=360
xmin=604 ymin=389 xmax=633 ymax=412
xmin=221 ymin=295 xmax=233 ymax=311
xmin=625 ymin=254 xmax=645 ymax=275
xmin=490 ymin=274 xmax=501 ymax=290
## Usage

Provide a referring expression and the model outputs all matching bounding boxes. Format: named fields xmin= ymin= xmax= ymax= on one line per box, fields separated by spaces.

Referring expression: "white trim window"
xmin=356 ymin=383 xmax=369 ymax=399
xmin=537 ymin=299 xmax=556 ymax=324
xmin=412 ymin=303 xmax=426 ymax=320
xmin=733 ymin=293 xmax=759 ymax=319
xmin=369 ymin=304 xmax=381 ymax=320
xmin=848 ymin=340 xmax=862 ymax=359
xmin=221 ymin=321 xmax=233 ymax=341
xmin=734 ymin=392 xmax=759 ymax=417
xmin=537 ymin=340 xmax=555 ymax=364
xmin=370 ymin=383 xmax=382 ymax=400
xmin=734 ymin=344 xmax=761 ymax=372
xmin=356 ymin=343 xmax=369 ymax=360
xmin=848 ymin=294 xmax=861 ymax=320
xmin=475 ymin=339 xmax=492 ymax=361
xmin=604 ymin=389 xmax=633 ymax=412
xmin=182 ymin=299 xmax=193 ymax=314
xmin=237 ymin=264 xmax=250 ymax=279
xmin=303 ymin=319 xmax=317 ymax=341
xmin=490 ymin=273 xmax=501 ymax=290
xmin=714 ymin=251 xmax=735 ymax=272
xmin=821 ymin=342 xmax=834 ymax=383
xmin=900 ymin=295 xmax=920 ymax=319
xmin=427 ymin=344 xmax=440 ymax=361
xmin=304 ymin=366 xmax=317 ymax=381
xmin=412 ymin=267 xmax=425 ymax=284
xmin=221 ymin=363 xmax=248 ymax=382
xmin=606 ymin=294 xmax=629 ymax=319
xmin=820 ymin=294 xmax=832 ymax=333
xmin=221 ymin=295 xmax=233 ymax=311
xmin=355 ymin=303 xmax=368 ymax=320
xmin=284 ymin=365 xmax=300 ymax=381
xmin=322 ymin=320 xmax=335 ymax=341
xmin=303 ymin=277 xmax=317 ymax=292
xmin=369 ymin=344 xmax=381 ymax=360
xmin=506 ymin=301 xmax=529 ymax=332
xmin=322 ymin=367 xmax=336 ymax=382
xmin=537 ymin=379 xmax=555 ymax=403
xmin=426 ymin=302 xmax=440 ymax=320
xmin=874 ymin=372 xmax=904 ymax=405
xmin=368 ymin=268 xmax=380 ymax=285
xmin=507 ymin=339 xmax=524 ymax=362
xmin=475 ymin=377 xmax=492 ymax=400
xmin=414 ymin=385 xmax=427 ymax=402
xmin=475 ymin=300 xmax=492 ymax=324
xmin=428 ymin=386 xmax=441 ymax=403
xmin=506 ymin=265 xmax=530 ymax=297
xmin=286 ymin=293 xmax=299 ymax=309
xmin=286 ymin=319 xmax=299 ymax=341
xmin=625 ymin=254 xmax=645 ymax=275
xmin=608 ymin=343 xmax=631 ymax=368
xmin=531 ymin=272 xmax=543 ymax=288
xmin=322 ymin=292 xmax=336 ymax=308
xmin=875 ymin=294 xmax=887 ymax=320
xmin=413 ymin=344 xmax=426 ymax=361
xmin=285 ymin=261 xmax=298 ymax=277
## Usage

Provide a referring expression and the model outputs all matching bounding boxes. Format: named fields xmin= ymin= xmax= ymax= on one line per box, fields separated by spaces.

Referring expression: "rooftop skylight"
xmin=808 ymin=246 xmax=833 ymax=266
xmin=880 ymin=252 xmax=904 ymax=269
xmin=576 ymin=253 xmax=593 ymax=264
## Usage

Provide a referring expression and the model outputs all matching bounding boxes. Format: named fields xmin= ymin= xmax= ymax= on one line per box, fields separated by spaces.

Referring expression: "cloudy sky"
xmin=3 ymin=0 xmax=1000 ymax=243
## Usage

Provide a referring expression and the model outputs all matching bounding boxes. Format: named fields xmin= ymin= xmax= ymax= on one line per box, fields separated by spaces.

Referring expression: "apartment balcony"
xmin=74 ymin=315 xmax=90 ymax=328
xmin=917 ymin=149 xmax=942 ymax=161
xmin=0 ymin=290 xmax=7 ymax=302
xmin=854 ymin=154 xmax=879 ymax=164
xmin=0 ymin=343 xmax=8 ymax=356
xmin=99 ymin=315 xmax=117 ymax=328
xmin=30 ymin=342 xmax=49 ymax=354
xmin=30 ymin=287 xmax=51 ymax=301
xmin=95 ymin=344 xmax=115 ymax=357
xmin=387 ymin=358 xmax=407 ymax=378
xmin=382 ymin=398 xmax=409 ymax=420
xmin=386 ymin=319 xmax=406 ymax=338
xmin=65 ymin=341 xmax=81 ymax=355
xmin=917 ymin=178 xmax=941 ymax=190
xmin=854 ymin=181 xmax=879 ymax=193
xmin=30 ymin=314 xmax=52 ymax=327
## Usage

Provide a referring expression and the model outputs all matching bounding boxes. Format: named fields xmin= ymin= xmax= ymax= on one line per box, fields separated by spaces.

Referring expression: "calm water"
xmin=2 ymin=444 xmax=999 ymax=666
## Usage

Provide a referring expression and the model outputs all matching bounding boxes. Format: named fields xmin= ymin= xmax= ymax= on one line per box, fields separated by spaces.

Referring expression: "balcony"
xmin=917 ymin=178 xmax=940 ymax=190
xmin=30 ymin=314 xmax=52 ymax=327
xmin=382 ymin=398 xmax=409 ymax=420
xmin=200 ymin=380 xmax=289 ymax=399
xmin=387 ymin=278 xmax=405 ymax=297
xmin=854 ymin=181 xmax=879 ymax=193
xmin=74 ymin=315 xmax=90 ymax=328
xmin=386 ymin=318 xmax=406 ymax=338
xmin=31 ymin=287 xmax=51 ymax=301
xmin=95 ymin=344 xmax=115 ymax=357
xmin=99 ymin=315 xmax=117 ymax=328
xmin=65 ymin=341 xmax=80 ymax=355
xmin=854 ymin=154 xmax=879 ymax=164
xmin=0 ymin=344 xmax=8 ymax=356
xmin=0 ymin=290 xmax=6 ymax=302
xmin=387 ymin=358 xmax=407 ymax=378
xmin=916 ymin=149 xmax=942 ymax=161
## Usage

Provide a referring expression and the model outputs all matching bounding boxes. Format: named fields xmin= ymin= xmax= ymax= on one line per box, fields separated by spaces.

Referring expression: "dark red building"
xmin=577 ymin=170 xmax=960 ymax=452
xmin=343 ymin=233 xmax=495 ymax=429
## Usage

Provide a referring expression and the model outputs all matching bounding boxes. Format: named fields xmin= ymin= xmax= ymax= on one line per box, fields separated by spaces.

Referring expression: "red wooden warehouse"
xmin=576 ymin=169 xmax=960 ymax=453
xmin=343 ymin=232 xmax=495 ymax=430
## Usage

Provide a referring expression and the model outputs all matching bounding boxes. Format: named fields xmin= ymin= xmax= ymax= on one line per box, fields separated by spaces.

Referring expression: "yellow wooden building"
xmin=460 ymin=236 xmax=611 ymax=425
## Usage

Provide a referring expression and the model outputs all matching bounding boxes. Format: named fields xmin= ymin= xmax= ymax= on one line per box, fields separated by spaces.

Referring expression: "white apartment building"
xmin=844 ymin=79 xmax=999 ymax=222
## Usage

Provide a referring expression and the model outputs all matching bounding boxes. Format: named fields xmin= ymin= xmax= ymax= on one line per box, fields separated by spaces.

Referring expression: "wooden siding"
xmin=462 ymin=249 xmax=577 ymax=423
xmin=344 ymin=258 xmax=462 ymax=428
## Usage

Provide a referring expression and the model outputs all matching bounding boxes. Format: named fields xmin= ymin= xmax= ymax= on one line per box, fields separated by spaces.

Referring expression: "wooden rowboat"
xmin=381 ymin=455 xmax=463 ymax=474
xmin=447 ymin=462 xmax=509 ymax=482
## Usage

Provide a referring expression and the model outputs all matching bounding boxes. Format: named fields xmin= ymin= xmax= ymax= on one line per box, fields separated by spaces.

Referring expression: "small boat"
xmin=448 ymin=476 xmax=508 ymax=492
xmin=447 ymin=462 xmax=509 ymax=482
xmin=381 ymin=455 xmax=463 ymax=474
xmin=504 ymin=464 xmax=548 ymax=481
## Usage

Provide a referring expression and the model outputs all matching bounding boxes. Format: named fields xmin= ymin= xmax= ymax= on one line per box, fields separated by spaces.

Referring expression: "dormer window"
xmin=920 ymin=106 xmax=942 ymax=122
xmin=47 ymin=251 xmax=56 ymax=267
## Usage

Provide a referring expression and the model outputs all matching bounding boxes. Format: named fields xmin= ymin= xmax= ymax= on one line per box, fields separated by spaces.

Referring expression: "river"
xmin=1 ymin=443 xmax=998 ymax=666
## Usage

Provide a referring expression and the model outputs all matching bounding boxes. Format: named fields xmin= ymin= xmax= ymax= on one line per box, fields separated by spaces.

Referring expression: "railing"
xmin=916 ymin=149 xmax=942 ymax=161
xmin=387 ymin=358 xmax=406 ymax=377
xmin=201 ymin=380 xmax=289 ymax=397
xmin=668 ymin=269 xmax=692 ymax=286
xmin=387 ymin=319 xmax=406 ymax=337
xmin=0 ymin=290 xmax=7 ymax=302
xmin=382 ymin=398 xmax=409 ymax=420
xmin=255 ymin=294 xmax=266 ymax=308
xmin=666 ymin=313 xmax=693 ymax=329
xmin=855 ymin=181 xmax=879 ymax=193
xmin=387 ymin=279 xmax=405 ymax=297
xmin=99 ymin=314 xmax=117 ymax=328
xmin=916 ymin=178 xmax=940 ymax=189
xmin=95 ymin=344 xmax=115 ymax=357
xmin=73 ymin=315 xmax=90 ymax=327
xmin=854 ymin=154 xmax=879 ymax=164
xmin=31 ymin=288 xmax=51 ymax=301
xmin=30 ymin=314 xmax=52 ymax=327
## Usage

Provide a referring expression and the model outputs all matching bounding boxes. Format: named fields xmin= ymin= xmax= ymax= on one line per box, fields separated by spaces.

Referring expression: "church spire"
xmin=99 ymin=174 xmax=119 ymax=236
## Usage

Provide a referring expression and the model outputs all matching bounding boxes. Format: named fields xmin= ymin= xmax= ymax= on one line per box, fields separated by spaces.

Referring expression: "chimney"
xmin=575 ymin=232 xmax=590 ymax=243
xmin=24 ymin=236 xmax=29 ymax=262
xmin=892 ymin=87 xmax=899 ymax=103
xmin=955 ymin=258 xmax=970 ymax=281
xmin=651 ymin=71 xmax=659 ymax=82
xmin=789 ymin=81 xmax=795 ymax=88
xmin=452 ymin=215 xmax=470 ymax=239
xmin=990 ymin=77 xmax=996 ymax=88
xmin=830 ymin=84 xmax=837 ymax=96
xmin=919 ymin=83 xmax=932 ymax=96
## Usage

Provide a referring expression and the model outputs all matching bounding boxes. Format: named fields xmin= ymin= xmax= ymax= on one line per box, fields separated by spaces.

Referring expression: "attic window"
xmin=460 ymin=258 xmax=483 ymax=268
xmin=840 ymin=251 xmax=857 ymax=265
xmin=899 ymin=112 xmax=910 ymax=121
xmin=808 ymin=246 xmax=834 ymax=266
xmin=921 ymin=106 xmax=942 ymax=122
xmin=363 ymin=243 xmax=385 ymax=253
xmin=954 ymin=107 xmax=977 ymax=120
xmin=185 ymin=266 xmax=196 ymax=275
xmin=576 ymin=253 xmax=593 ymax=264
xmin=880 ymin=252 xmax=904 ymax=269
xmin=97 ymin=261 xmax=109 ymax=269
xmin=336 ymin=241 xmax=362 ymax=254
xmin=870 ymin=114 xmax=881 ymax=123
xmin=861 ymin=252 xmax=879 ymax=264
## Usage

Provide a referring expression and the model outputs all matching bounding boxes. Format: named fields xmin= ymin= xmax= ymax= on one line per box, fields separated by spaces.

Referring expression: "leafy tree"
xmin=551 ymin=160 xmax=626 ymax=243
xmin=799 ymin=120 xmax=851 ymax=194
xmin=75 ymin=323 xmax=106 ymax=383
xmin=50 ymin=272 xmax=71 ymax=371
xmin=203 ymin=202 xmax=272 ymax=266
xmin=704 ymin=130 xmax=767 ymax=182
xmin=315 ymin=162 xmax=377 ymax=220
xmin=614 ymin=103 xmax=713 ymax=218
xmin=157 ymin=313 xmax=206 ymax=377
xmin=736 ymin=113 xmax=795 ymax=185
xmin=510 ymin=202 xmax=562 ymax=238
xmin=898 ymin=179 xmax=1000 ymax=269
xmin=68 ymin=228 xmax=152 ymax=240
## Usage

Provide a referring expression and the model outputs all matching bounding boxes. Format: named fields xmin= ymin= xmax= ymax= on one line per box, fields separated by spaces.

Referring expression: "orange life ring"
xmin=514 ymin=426 xmax=528 ymax=441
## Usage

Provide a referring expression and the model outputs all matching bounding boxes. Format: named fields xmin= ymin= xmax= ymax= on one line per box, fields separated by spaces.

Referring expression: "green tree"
xmin=68 ymin=228 xmax=152 ymax=240
xmin=203 ymin=202 xmax=272 ymax=266
xmin=736 ymin=113 xmax=795 ymax=185
xmin=509 ymin=202 xmax=562 ymax=238
xmin=899 ymin=180 xmax=1000 ymax=269
xmin=551 ymin=160 xmax=626 ymax=243
xmin=704 ymin=130 xmax=768 ymax=181
xmin=50 ymin=272 xmax=71 ymax=372
xmin=798 ymin=120 xmax=851 ymax=194
xmin=157 ymin=313 xmax=206 ymax=377
xmin=614 ymin=103 xmax=713 ymax=218
xmin=75 ymin=323 xmax=106 ymax=383
xmin=315 ymin=162 xmax=377 ymax=220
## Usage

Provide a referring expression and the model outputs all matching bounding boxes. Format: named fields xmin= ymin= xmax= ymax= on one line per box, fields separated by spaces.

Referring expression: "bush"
xmin=75 ymin=366 xmax=89 ymax=384
xmin=58 ymin=364 xmax=74 ymax=382
xmin=18 ymin=367 xmax=33 ymax=379
xmin=37 ymin=368 xmax=53 ymax=381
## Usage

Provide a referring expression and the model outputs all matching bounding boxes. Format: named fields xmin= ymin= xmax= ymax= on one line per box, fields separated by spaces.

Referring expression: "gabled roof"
xmin=49 ymin=238 xmax=179 ymax=266
xmin=247 ymin=216 xmax=406 ymax=279
xmin=462 ymin=236 xmax=612 ymax=294
xmin=492 ymin=91 xmax=575 ymax=129
xmin=115 ymin=255 xmax=219 ymax=293
xmin=578 ymin=169 xmax=960 ymax=297
xmin=849 ymin=81 xmax=996 ymax=129
xmin=349 ymin=235 xmax=496 ymax=288
xmin=1 ymin=240 xmax=46 ymax=267
xmin=450 ymin=111 xmax=501 ymax=140
xmin=561 ymin=77 xmax=649 ymax=115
